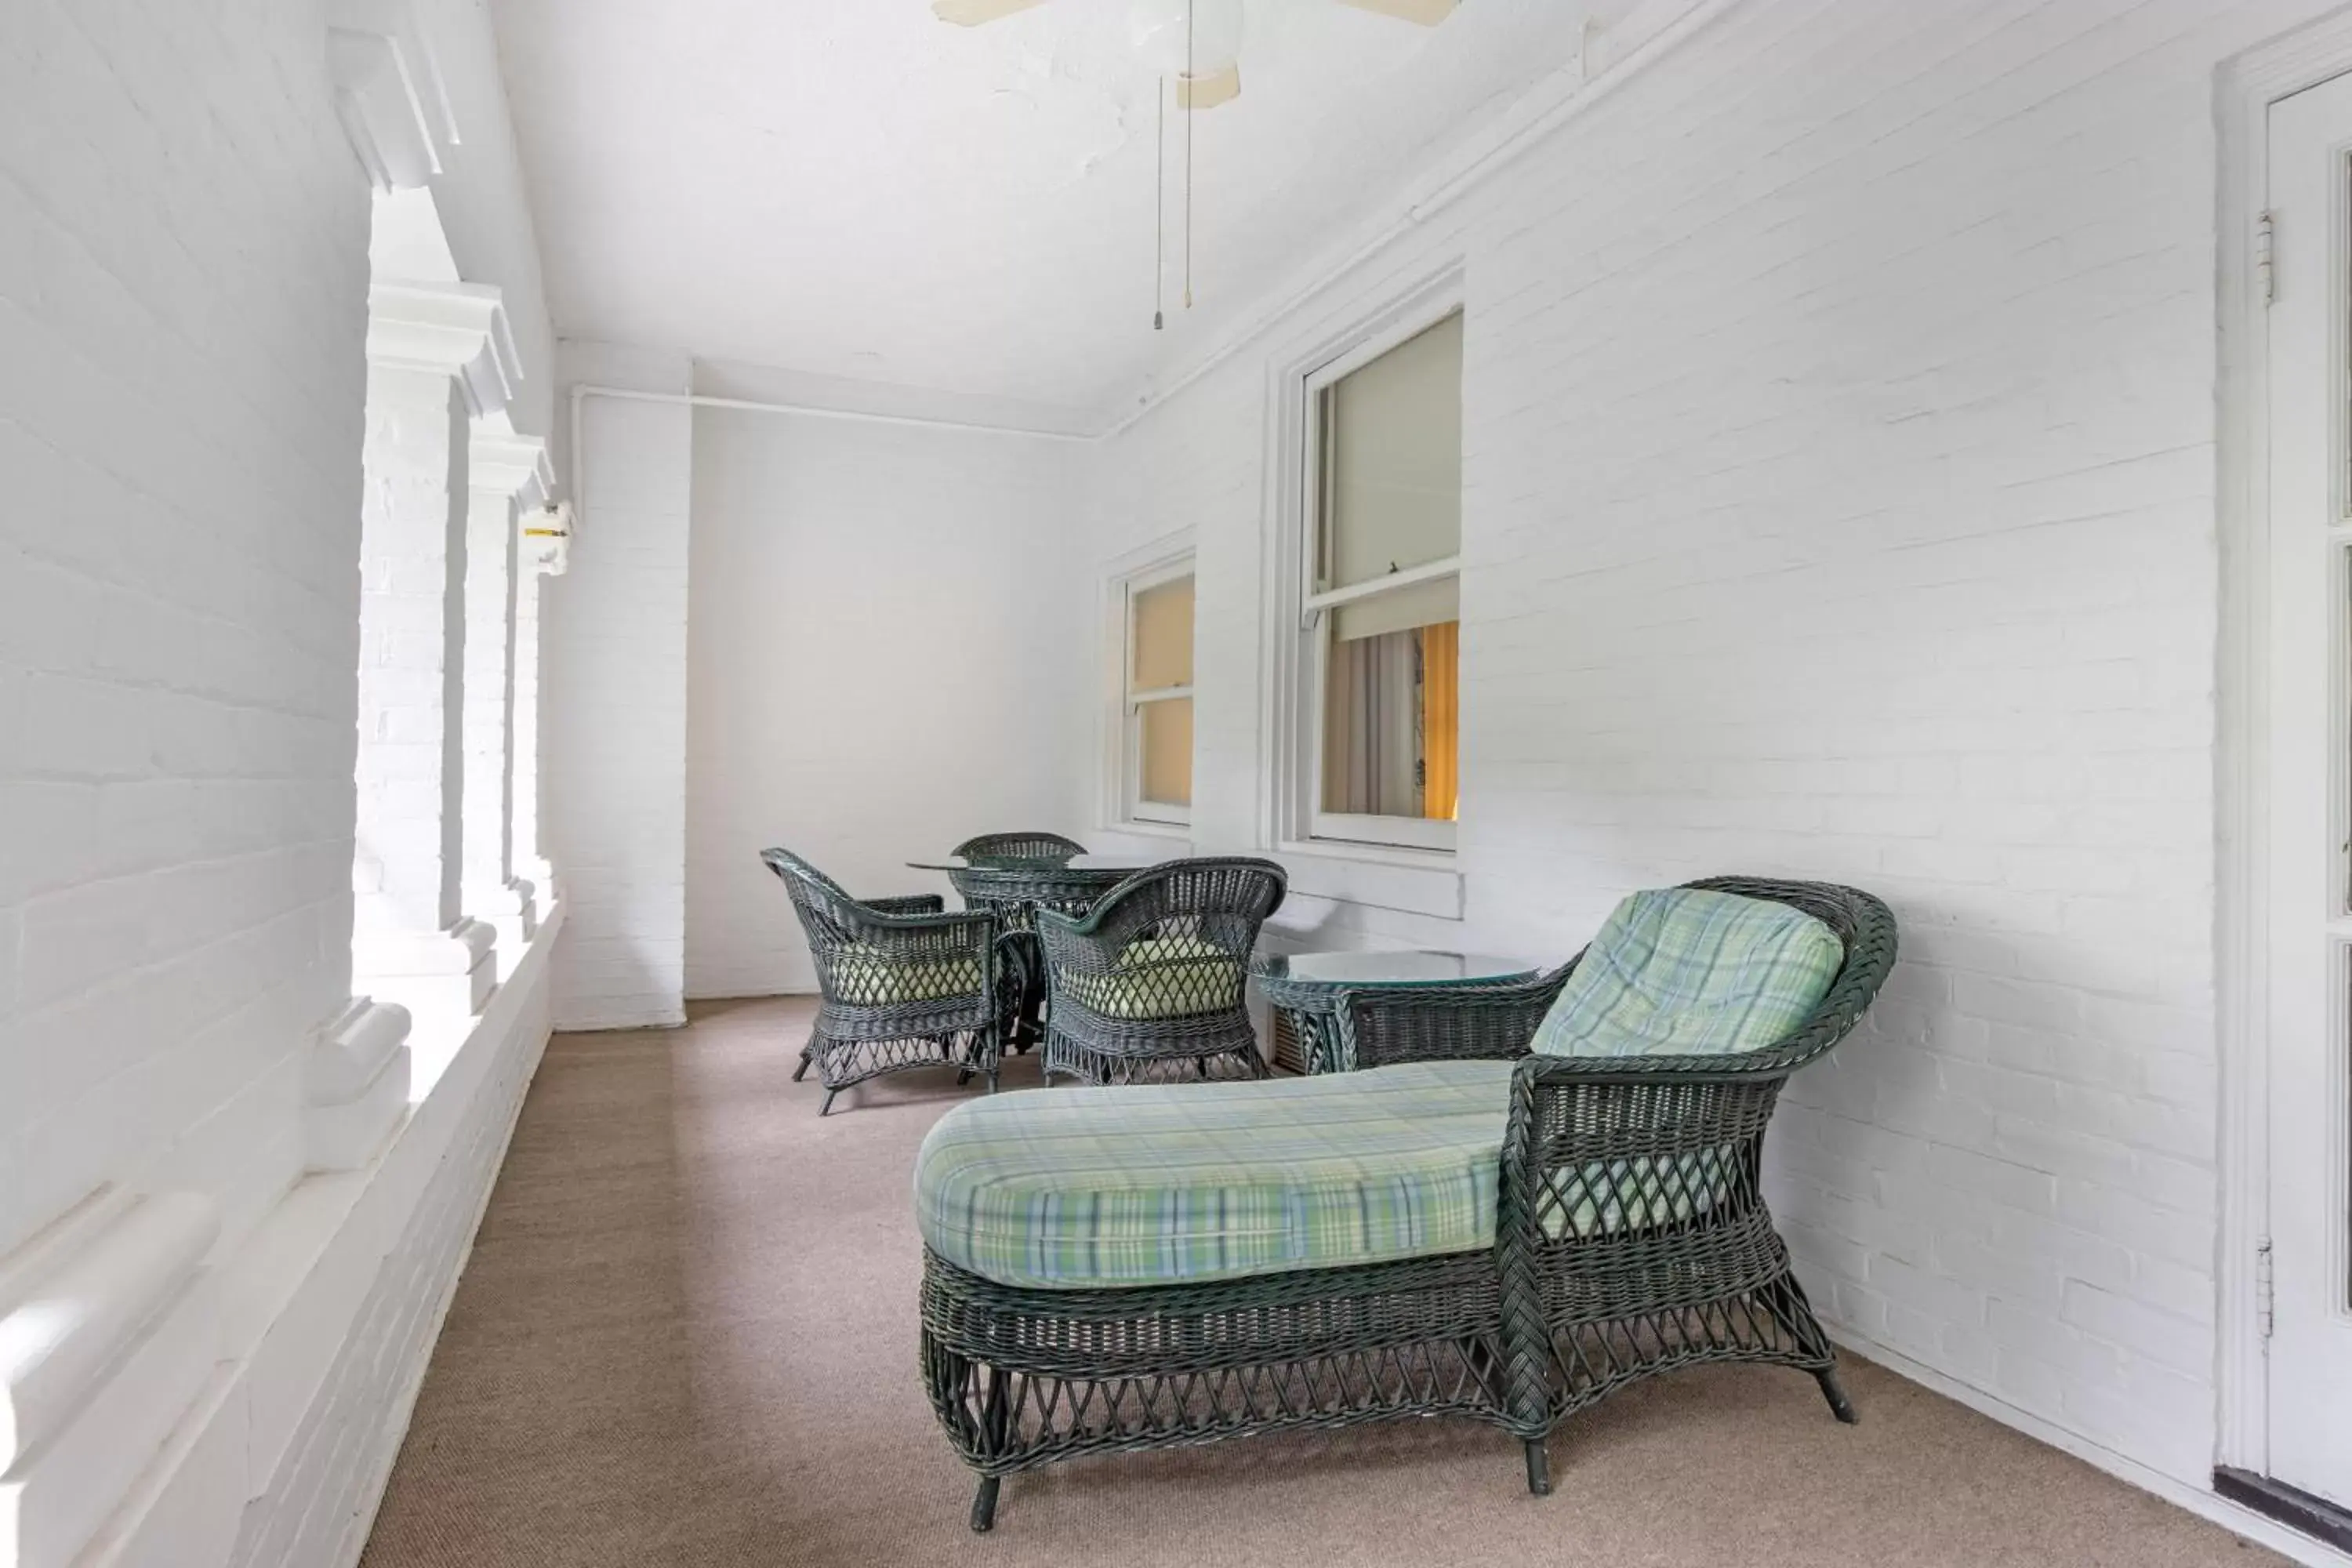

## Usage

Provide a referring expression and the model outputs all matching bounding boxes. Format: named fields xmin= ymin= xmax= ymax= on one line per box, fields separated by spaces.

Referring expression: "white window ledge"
xmin=1099 ymin=819 xmax=1193 ymax=844
xmin=1272 ymin=840 xmax=1464 ymax=920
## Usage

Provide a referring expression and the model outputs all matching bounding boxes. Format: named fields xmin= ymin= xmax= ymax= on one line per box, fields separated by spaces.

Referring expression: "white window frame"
xmin=1283 ymin=276 xmax=1465 ymax=856
xmin=1104 ymin=545 xmax=1196 ymax=832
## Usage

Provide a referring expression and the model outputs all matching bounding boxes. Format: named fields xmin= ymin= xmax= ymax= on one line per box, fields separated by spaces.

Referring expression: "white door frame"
xmin=2216 ymin=9 xmax=2352 ymax=1477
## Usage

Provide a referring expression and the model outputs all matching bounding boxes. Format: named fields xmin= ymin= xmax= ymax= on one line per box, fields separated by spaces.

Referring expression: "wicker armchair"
xmin=1034 ymin=857 xmax=1287 ymax=1084
xmin=1330 ymin=876 xmax=1898 ymax=1490
xmin=950 ymin=831 xmax=1087 ymax=861
xmin=760 ymin=848 xmax=1008 ymax=1115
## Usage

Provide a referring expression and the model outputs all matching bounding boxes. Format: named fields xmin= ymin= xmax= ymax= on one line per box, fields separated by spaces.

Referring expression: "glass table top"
xmin=1255 ymin=949 xmax=1537 ymax=988
xmin=906 ymin=854 xmax=1166 ymax=874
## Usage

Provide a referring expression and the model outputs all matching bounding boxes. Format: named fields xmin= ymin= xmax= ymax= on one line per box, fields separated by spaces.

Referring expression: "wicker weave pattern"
xmin=921 ymin=877 xmax=1896 ymax=1530
xmin=1034 ymin=858 xmax=1287 ymax=1085
xmin=760 ymin=848 xmax=1003 ymax=1115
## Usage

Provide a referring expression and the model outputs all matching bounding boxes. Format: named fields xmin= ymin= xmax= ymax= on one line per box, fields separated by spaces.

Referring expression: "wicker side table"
xmin=1251 ymin=949 xmax=1538 ymax=1073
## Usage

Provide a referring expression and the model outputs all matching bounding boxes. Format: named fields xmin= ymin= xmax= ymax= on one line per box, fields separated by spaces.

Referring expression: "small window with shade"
xmin=1123 ymin=563 xmax=1194 ymax=826
xmin=1305 ymin=308 xmax=1461 ymax=851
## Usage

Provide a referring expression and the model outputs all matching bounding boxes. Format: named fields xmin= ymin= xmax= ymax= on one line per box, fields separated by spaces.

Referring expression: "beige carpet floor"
xmin=359 ymin=996 xmax=2274 ymax=1567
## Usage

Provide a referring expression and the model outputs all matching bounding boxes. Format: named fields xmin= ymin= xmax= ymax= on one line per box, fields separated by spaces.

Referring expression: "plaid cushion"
xmin=829 ymin=943 xmax=984 ymax=1006
xmin=1058 ymin=935 xmax=1242 ymax=1020
xmin=1533 ymin=888 xmax=1842 ymax=1059
xmin=915 ymin=1060 xmax=1515 ymax=1289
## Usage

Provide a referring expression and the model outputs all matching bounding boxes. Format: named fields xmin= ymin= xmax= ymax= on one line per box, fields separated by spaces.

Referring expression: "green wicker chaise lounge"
xmin=761 ymin=848 xmax=1011 ymax=1116
xmin=914 ymin=877 xmax=1896 ymax=1529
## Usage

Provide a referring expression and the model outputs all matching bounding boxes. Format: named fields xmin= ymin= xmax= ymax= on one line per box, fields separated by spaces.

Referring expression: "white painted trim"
xmin=1308 ymin=810 xmax=1456 ymax=854
xmin=571 ymin=384 xmax=1093 ymax=443
xmin=1101 ymin=538 xmax=1200 ymax=833
xmin=328 ymin=0 xmax=453 ymax=193
xmin=1824 ymin=1326 xmax=2351 ymax=1568
xmin=1272 ymin=841 xmax=1465 ymax=920
xmin=367 ymin=281 xmax=517 ymax=420
xmin=1259 ymin=265 xmax=1466 ymax=860
xmin=2214 ymin=12 xmax=2352 ymax=1479
xmin=1302 ymin=554 xmax=1462 ymax=618
xmin=468 ymin=431 xmax=552 ymax=511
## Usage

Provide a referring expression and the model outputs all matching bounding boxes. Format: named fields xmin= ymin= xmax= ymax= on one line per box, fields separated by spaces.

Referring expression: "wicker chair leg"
xmin=791 ymin=1050 xmax=811 ymax=1083
xmin=1816 ymin=1365 xmax=1857 ymax=1425
xmin=967 ymin=1365 xmax=1011 ymax=1531
xmin=1523 ymin=1439 xmax=1552 ymax=1496
xmin=969 ymin=1476 xmax=1000 ymax=1534
xmin=819 ymin=1088 xmax=840 ymax=1117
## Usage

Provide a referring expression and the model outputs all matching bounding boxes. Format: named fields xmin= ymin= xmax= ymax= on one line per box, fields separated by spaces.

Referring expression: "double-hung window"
xmin=1301 ymin=308 xmax=1461 ymax=851
xmin=1123 ymin=563 xmax=1195 ymax=826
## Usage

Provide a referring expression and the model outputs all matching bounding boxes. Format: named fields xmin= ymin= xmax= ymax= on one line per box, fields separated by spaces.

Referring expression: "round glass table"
xmin=1251 ymin=949 xmax=1540 ymax=1074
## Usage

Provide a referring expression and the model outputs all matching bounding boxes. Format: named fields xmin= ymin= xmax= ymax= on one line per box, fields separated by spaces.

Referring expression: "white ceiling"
xmin=488 ymin=0 xmax=1606 ymax=426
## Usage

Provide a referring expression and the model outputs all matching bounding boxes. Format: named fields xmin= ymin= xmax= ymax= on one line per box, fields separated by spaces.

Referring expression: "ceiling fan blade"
xmin=1334 ymin=0 xmax=1460 ymax=23
xmin=1176 ymin=63 xmax=1241 ymax=111
xmin=932 ymin=0 xmax=1047 ymax=24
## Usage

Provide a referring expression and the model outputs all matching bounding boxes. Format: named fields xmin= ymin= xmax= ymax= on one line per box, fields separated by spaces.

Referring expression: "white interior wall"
xmin=1079 ymin=0 xmax=2340 ymax=1501
xmin=684 ymin=409 xmax=1086 ymax=1000
xmin=546 ymin=346 xmax=695 ymax=1031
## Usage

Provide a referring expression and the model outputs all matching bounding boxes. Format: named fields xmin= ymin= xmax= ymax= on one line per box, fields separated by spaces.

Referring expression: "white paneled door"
xmin=2263 ymin=69 xmax=2352 ymax=1512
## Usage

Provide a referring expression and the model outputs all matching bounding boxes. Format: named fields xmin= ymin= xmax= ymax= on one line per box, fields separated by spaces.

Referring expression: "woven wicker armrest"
xmin=845 ymin=903 xmax=995 ymax=938
xmin=866 ymin=892 xmax=947 ymax=916
xmin=1328 ymin=965 xmax=1574 ymax=1071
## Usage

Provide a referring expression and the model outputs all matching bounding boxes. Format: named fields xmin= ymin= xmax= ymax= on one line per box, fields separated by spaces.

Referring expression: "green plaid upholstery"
xmin=914 ymin=1061 xmax=1742 ymax=1289
xmin=915 ymin=1061 xmax=1516 ymax=1289
xmin=828 ymin=944 xmax=984 ymax=1007
xmin=1057 ymin=935 xmax=1242 ymax=1020
xmin=1533 ymin=888 xmax=1843 ymax=1059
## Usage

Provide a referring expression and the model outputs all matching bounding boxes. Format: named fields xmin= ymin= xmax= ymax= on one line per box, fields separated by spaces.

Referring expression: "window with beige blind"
xmin=1302 ymin=308 xmax=1461 ymax=851
xmin=1123 ymin=563 xmax=1194 ymax=826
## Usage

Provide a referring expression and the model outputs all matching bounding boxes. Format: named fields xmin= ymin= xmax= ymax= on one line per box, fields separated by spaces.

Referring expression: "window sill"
xmin=1102 ymin=818 xmax=1193 ymax=844
xmin=1271 ymin=840 xmax=1464 ymax=920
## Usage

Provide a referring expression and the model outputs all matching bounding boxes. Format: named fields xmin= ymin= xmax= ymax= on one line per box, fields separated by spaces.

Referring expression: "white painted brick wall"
xmin=512 ymin=557 xmax=549 ymax=884
xmin=0 ymin=0 xmax=369 ymax=1262
xmin=459 ymin=478 xmax=516 ymax=902
xmin=546 ymin=382 xmax=692 ymax=1028
xmin=2 ymin=2 xmax=564 ymax=1563
xmin=1081 ymin=0 xmax=2343 ymax=1490
xmin=353 ymin=362 xmax=468 ymax=938
xmin=683 ymin=408 xmax=1087 ymax=999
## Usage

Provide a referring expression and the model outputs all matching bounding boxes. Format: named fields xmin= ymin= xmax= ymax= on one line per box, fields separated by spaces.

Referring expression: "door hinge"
xmin=2255 ymin=1236 xmax=2274 ymax=1340
xmin=2256 ymin=212 xmax=2276 ymax=305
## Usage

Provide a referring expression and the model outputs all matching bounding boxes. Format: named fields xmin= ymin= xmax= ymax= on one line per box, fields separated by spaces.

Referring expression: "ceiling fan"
xmin=933 ymin=0 xmax=1461 ymax=110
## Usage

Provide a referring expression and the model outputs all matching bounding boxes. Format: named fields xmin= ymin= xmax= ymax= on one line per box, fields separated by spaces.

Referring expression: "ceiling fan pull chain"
xmin=1154 ymin=74 xmax=1166 ymax=331
xmin=1184 ymin=0 xmax=1194 ymax=310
